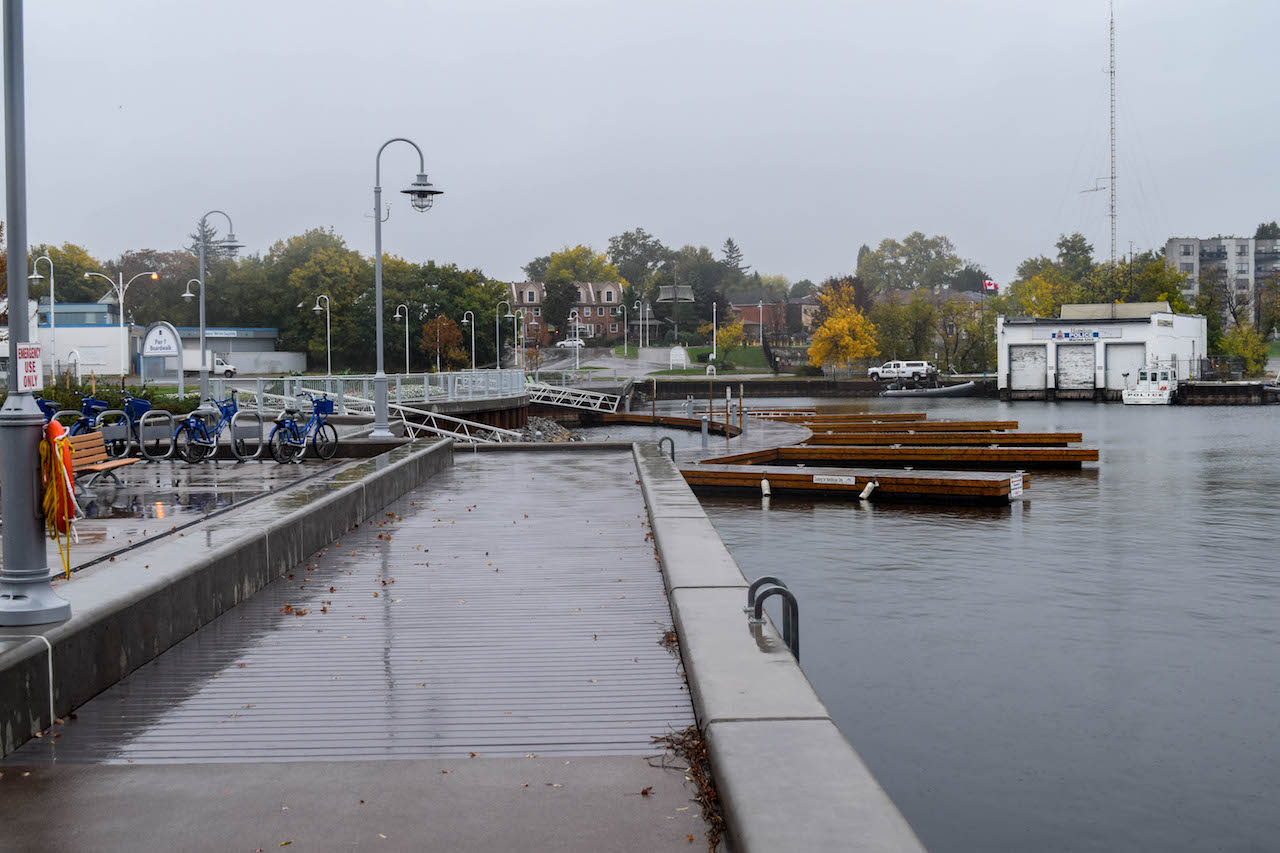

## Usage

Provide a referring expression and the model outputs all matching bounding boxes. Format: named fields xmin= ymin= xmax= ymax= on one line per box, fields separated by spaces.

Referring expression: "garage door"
xmin=1056 ymin=345 xmax=1096 ymax=390
xmin=1009 ymin=345 xmax=1047 ymax=390
xmin=1105 ymin=343 xmax=1146 ymax=390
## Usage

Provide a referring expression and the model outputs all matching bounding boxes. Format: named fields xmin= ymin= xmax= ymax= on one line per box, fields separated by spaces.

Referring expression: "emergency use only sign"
xmin=17 ymin=342 xmax=42 ymax=392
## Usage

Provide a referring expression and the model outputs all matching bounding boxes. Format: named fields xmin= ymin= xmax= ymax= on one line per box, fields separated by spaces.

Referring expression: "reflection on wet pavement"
xmin=0 ymin=459 xmax=345 ymax=572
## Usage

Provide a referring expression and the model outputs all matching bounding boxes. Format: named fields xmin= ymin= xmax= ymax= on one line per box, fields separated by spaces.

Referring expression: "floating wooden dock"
xmin=681 ymin=463 xmax=1028 ymax=505
xmin=801 ymin=420 xmax=1021 ymax=433
xmin=752 ymin=412 xmax=928 ymax=424
xmin=800 ymin=431 xmax=1083 ymax=447
xmin=586 ymin=411 xmax=742 ymax=436
xmin=701 ymin=444 xmax=1098 ymax=469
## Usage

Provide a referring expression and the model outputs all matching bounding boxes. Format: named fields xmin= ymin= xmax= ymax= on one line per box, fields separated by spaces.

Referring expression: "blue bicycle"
xmin=105 ymin=391 xmax=157 ymax=459
xmin=173 ymin=393 xmax=239 ymax=464
xmin=35 ymin=396 xmax=60 ymax=424
xmin=268 ymin=393 xmax=337 ymax=463
xmin=68 ymin=392 xmax=109 ymax=436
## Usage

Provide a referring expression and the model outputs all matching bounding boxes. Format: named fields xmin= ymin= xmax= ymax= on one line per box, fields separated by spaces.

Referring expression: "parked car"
xmin=556 ymin=338 xmax=585 ymax=349
xmin=867 ymin=360 xmax=937 ymax=382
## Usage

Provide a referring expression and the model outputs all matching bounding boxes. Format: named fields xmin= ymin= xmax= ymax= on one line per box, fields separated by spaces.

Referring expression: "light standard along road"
xmin=712 ymin=300 xmax=718 ymax=361
xmin=757 ymin=299 xmax=764 ymax=349
xmin=393 ymin=303 xmax=410 ymax=374
xmin=513 ymin=308 xmax=525 ymax=371
xmin=193 ymin=210 xmax=243 ymax=398
xmin=298 ymin=294 xmax=331 ymax=377
xmin=568 ymin=308 xmax=581 ymax=370
xmin=495 ymin=300 xmax=512 ymax=368
xmin=616 ymin=302 xmax=628 ymax=357
xmin=1 ymin=0 xmax=71 ymax=624
xmin=370 ymin=138 xmax=442 ymax=438
xmin=461 ymin=310 xmax=476 ymax=368
xmin=28 ymin=253 xmax=54 ymax=381
xmin=84 ymin=269 xmax=158 ymax=378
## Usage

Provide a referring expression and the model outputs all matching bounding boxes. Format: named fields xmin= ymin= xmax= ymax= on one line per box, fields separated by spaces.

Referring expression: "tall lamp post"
xmin=393 ymin=303 xmax=410 ymax=374
xmin=568 ymin=308 xmax=581 ymax=370
xmin=370 ymin=137 xmax=442 ymax=438
xmin=757 ymin=299 xmax=764 ymax=349
xmin=495 ymin=300 xmax=512 ymax=368
xmin=1 ymin=0 xmax=71 ymax=624
xmin=194 ymin=210 xmax=243 ymax=399
xmin=28 ymin=254 xmax=53 ymax=378
xmin=84 ymin=269 xmax=158 ymax=378
xmin=461 ymin=310 xmax=476 ymax=368
xmin=712 ymin=301 xmax=718 ymax=361
xmin=300 ymin=294 xmax=331 ymax=377
xmin=513 ymin=309 xmax=525 ymax=371
xmin=616 ymin=303 xmax=629 ymax=356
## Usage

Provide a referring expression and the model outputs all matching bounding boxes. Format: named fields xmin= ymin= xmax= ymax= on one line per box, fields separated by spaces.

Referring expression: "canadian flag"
xmin=982 ymin=279 xmax=998 ymax=292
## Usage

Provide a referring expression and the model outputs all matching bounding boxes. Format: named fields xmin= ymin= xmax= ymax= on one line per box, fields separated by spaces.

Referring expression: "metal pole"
xmin=712 ymin=301 xmax=717 ymax=361
xmin=325 ymin=300 xmax=331 ymax=377
xmin=0 ymin=0 xmax=70 ymax=625
xmin=198 ymin=217 xmax=207 ymax=399
xmin=118 ymin=273 xmax=127 ymax=377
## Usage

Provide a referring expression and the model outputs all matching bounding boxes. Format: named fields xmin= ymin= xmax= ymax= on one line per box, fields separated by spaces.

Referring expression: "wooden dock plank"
xmin=776 ymin=445 xmax=1097 ymax=469
xmin=680 ymin=464 xmax=1029 ymax=505
xmin=796 ymin=420 xmax=1020 ymax=432
xmin=800 ymin=431 xmax=1083 ymax=447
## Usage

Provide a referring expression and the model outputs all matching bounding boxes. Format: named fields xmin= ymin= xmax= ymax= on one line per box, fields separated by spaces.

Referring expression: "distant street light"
xmin=495 ymin=300 xmax=513 ymax=368
xmin=370 ymin=137 xmax=443 ymax=438
xmin=301 ymin=294 xmax=331 ymax=376
xmin=616 ymin=302 xmax=629 ymax=357
xmin=84 ymin=269 xmax=159 ymax=377
xmin=28 ymin=254 xmax=54 ymax=379
xmin=513 ymin=309 xmax=525 ymax=371
xmin=757 ymin=299 xmax=764 ymax=349
xmin=712 ymin=301 xmax=718 ymax=361
xmin=461 ymin=310 xmax=476 ymax=369
xmin=393 ymin=303 xmax=410 ymax=374
xmin=193 ymin=209 xmax=243 ymax=398
xmin=569 ymin=308 xmax=581 ymax=370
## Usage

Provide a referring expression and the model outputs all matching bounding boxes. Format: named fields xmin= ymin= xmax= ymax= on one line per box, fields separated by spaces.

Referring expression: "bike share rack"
xmin=51 ymin=409 xmax=81 ymax=430
xmin=97 ymin=410 xmax=129 ymax=458
xmin=230 ymin=410 xmax=264 ymax=461
xmin=745 ymin=576 xmax=800 ymax=660
xmin=138 ymin=410 xmax=176 ymax=461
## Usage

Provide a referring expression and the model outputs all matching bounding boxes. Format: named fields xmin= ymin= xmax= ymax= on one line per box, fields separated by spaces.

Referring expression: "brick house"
xmin=509 ymin=281 xmax=628 ymax=343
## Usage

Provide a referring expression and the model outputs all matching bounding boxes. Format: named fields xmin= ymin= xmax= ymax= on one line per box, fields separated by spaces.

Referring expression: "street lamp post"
xmin=757 ymin=299 xmax=764 ymax=349
xmin=617 ymin=303 xmax=628 ymax=357
xmin=194 ymin=210 xmax=243 ymax=399
xmin=495 ymin=300 xmax=512 ymax=368
xmin=393 ymin=303 xmax=410 ymax=374
xmin=568 ymin=308 xmax=581 ymax=370
xmin=712 ymin=301 xmax=718 ymax=361
xmin=304 ymin=294 xmax=331 ymax=377
xmin=1 ymin=0 xmax=71 ymax=625
xmin=28 ymin=254 xmax=53 ymax=380
xmin=513 ymin=309 xmax=525 ymax=372
xmin=371 ymin=137 xmax=443 ymax=438
xmin=461 ymin=310 xmax=475 ymax=369
xmin=84 ymin=269 xmax=158 ymax=378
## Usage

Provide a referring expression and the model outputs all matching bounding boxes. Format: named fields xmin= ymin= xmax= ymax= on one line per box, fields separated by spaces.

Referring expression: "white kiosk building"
xmin=997 ymin=302 xmax=1207 ymax=401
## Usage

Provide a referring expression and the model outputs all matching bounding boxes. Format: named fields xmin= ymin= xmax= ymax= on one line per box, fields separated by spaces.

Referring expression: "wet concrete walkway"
xmin=2 ymin=449 xmax=702 ymax=850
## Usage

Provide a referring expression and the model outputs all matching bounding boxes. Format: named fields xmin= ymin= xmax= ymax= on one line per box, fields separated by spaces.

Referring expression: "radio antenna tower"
xmin=1109 ymin=0 xmax=1117 ymax=267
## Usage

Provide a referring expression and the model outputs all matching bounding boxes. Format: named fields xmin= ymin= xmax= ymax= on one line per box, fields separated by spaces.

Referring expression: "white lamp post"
xmin=393 ymin=302 xmax=410 ymax=374
xmin=513 ymin=309 xmax=525 ymax=371
xmin=370 ymin=137 xmax=442 ymax=438
xmin=757 ymin=299 xmax=764 ymax=349
xmin=28 ymin=254 xmax=53 ymax=378
xmin=300 ymin=294 xmax=331 ymax=377
xmin=495 ymin=299 xmax=512 ymax=368
xmin=712 ymin=301 xmax=718 ymax=362
xmin=84 ymin=269 xmax=158 ymax=378
xmin=194 ymin=209 xmax=243 ymax=399
xmin=461 ymin=310 xmax=475 ymax=369
xmin=568 ymin=308 xmax=581 ymax=370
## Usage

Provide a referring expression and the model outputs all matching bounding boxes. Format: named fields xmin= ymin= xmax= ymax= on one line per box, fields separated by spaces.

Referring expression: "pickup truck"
xmin=867 ymin=360 xmax=937 ymax=382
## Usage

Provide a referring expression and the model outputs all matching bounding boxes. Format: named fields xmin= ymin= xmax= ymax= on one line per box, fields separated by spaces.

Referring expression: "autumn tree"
xmin=1223 ymin=323 xmax=1269 ymax=376
xmin=808 ymin=305 xmax=877 ymax=371
xmin=420 ymin=315 xmax=465 ymax=371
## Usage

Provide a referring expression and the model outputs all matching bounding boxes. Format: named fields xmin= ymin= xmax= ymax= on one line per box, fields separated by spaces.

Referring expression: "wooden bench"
xmin=68 ymin=431 xmax=139 ymax=487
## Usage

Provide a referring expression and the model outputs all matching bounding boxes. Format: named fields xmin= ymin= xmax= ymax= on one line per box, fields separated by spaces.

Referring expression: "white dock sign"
xmin=17 ymin=342 xmax=42 ymax=392
xmin=1009 ymin=473 xmax=1023 ymax=498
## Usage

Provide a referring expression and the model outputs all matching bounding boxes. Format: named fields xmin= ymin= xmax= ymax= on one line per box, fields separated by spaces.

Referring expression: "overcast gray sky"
xmin=10 ymin=0 xmax=1279 ymax=285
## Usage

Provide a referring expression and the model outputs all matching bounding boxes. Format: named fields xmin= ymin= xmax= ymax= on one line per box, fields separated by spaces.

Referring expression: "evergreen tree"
xmin=721 ymin=237 xmax=748 ymax=277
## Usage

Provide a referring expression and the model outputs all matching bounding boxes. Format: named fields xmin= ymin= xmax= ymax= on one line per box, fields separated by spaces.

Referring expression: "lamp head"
xmin=461 ymin=317 xmax=470 ymax=326
xmin=28 ymin=271 xmax=44 ymax=281
xmin=150 ymin=273 xmax=158 ymax=280
xmin=402 ymin=173 xmax=443 ymax=212
xmin=504 ymin=311 xmax=515 ymax=319
xmin=313 ymin=304 xmax=323 ymax=315
xmin=182 ymin=289 xmax=195 ymax=301
xmin=220 ymin=233 xmax=244 ymax=254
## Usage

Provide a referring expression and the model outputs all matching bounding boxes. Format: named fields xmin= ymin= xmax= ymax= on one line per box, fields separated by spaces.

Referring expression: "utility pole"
xmin=1109 ymin=0 xmax=1117 ymax=269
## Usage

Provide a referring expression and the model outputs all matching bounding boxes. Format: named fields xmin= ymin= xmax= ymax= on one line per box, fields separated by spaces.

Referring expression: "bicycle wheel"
xmin=311 ymin=422 xmax=338 ymax=460
xmin=270 ymin=425 xmax=304 ymax=464
xmin=175 ymin=424 xmax=213 ymax=464
xmin=106 ymin=431 xmax=131 ymax=459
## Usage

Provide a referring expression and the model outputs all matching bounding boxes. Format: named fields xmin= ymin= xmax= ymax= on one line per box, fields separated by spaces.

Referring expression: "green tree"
xmin=27 ymin=242 xmax=105 ymax=304
xmin=856 ymin=231 xmax=961 ymax=294
xmin=721 ymin=237 xmax=748 ymax=278
xmin=868 ymin=291 xmax=935 ymax=358
xmin=1255 ymin=221 xmax=1280 ymax=240
xmin=949 ymin=262 xmax=992 ymax=292
xmin=789 ymin=279 xmax=816 ymax=299
xmin=607 ymin=228 xmax=669 ymax=292
xmin=1223 ymin=323 xmax=1269 ymax=376
xmin=522 ymin=255 xmax=550 ymax=282
xmin=542 ymin=281 xmax=578 ymax=333
xmin=1055 ymin=232 xmax=1095 ymax=282
xmin=545 ymin=245 xmax=624 ymax=286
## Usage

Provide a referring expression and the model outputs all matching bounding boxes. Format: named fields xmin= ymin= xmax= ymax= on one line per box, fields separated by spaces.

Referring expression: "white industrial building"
xmin=997 ymin=302 xmax=1207 ymax=401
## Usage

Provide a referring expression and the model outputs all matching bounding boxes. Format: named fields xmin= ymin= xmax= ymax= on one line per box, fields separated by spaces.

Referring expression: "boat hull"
xmin=880 ymin=381 xmax=978 ymax=398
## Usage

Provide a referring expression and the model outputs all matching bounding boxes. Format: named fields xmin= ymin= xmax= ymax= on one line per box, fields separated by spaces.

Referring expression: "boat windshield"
xmin=1139 ymin=370 xmax=1148 ymax=381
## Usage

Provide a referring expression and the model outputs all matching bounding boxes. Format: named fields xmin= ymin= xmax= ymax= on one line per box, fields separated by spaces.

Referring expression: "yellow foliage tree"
xmin=808 ymin=306 xmax=877 ymax=369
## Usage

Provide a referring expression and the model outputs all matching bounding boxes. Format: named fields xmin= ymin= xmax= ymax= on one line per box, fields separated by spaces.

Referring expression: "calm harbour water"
xmin=690 ymin=398 xmax=1279 ymax=853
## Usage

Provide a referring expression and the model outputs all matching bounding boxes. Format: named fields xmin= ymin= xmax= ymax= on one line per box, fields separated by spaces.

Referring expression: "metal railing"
xmin=215 ymin=370 xmax=527 ymax=418
xmin=525 ymin=381 xmax=621 ymax=412
xmin=745 ymin=576 xmax=800 ymax=660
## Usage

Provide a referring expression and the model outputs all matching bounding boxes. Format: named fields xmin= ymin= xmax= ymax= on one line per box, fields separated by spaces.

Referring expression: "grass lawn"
xmin=1269 ymin=339 xmax=1280 ymax=357
xmin=651 ymin=367 xmax=765 ymax=376
xmin=683 ymin=345 xmax=769 ymax=369
xmin=612 ymin=344 xmax=639 ymax=359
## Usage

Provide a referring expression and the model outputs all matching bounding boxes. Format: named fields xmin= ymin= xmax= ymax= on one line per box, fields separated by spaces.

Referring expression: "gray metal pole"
xmin=0 ymin=0 xmax=71 ymax=625
xmin=198 ymin=218 xmax=207 ymax=399
xmin=371 ymin=178 xmax=390 ymax=437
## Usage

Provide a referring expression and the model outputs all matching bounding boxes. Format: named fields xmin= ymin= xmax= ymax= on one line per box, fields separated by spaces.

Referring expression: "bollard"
xmin=255 ymin=379 xmax=264 ymax=417
xmin=701 ymin=414 xmax=709 ymax=450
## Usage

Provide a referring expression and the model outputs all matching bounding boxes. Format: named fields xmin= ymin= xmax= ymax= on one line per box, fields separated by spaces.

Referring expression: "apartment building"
xmin=1166 ymin=236 xmax=1280 ymax=323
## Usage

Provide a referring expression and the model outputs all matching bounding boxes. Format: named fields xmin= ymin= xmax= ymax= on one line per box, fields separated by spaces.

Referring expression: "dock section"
xmin=683 ymin=464 xmax=1028 ymax=505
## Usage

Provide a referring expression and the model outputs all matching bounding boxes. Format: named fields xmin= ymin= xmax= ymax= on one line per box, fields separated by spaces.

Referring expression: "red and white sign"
xmin=17 ymin=342 xmax=42 ymax=392
xmin=983 ymin=280 xmax=999 ymax=292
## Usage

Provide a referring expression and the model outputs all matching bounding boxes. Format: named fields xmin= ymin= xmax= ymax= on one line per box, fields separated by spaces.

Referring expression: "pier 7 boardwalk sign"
xmin=140 ymin=321 xmax=184 ymax=394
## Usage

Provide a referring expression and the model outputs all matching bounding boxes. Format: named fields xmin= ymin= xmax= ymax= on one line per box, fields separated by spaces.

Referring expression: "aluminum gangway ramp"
xmin=3 ymin=451 xmax=702 ymax=851
xmin=526 ymin=381 xmax=621 ymax=413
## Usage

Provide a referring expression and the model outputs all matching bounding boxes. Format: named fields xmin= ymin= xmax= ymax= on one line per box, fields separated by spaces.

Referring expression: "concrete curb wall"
xmin=0 ymin=440 xmax=453 ymax=757
xmin=632 ymin=440 xmax=925 ymax=852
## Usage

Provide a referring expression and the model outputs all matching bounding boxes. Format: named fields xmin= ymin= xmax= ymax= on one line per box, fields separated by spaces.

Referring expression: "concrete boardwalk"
xmin=2 ymin=451 xmax=703 ymax=850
